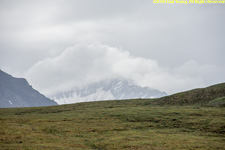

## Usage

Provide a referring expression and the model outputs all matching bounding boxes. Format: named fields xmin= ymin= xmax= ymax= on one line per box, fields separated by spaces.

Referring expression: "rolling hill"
xmin=153 ymin=83 xmax=225 ymax=106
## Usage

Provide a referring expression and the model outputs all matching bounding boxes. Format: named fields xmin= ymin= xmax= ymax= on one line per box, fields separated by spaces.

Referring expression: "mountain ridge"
xmin=0 ymin=70 xmax=57 ymax=108
xmin=52 ymin=78 xmax=167 ymax=104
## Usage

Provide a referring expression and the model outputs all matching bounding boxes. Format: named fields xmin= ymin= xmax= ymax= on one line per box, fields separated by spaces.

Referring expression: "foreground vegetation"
xmin=0 ymin=99 xmax=224 ymax=150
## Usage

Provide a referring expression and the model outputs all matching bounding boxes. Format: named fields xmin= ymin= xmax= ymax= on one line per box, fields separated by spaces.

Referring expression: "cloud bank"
xmin=1 ymin=0 xmax=225 ymax=74
xmin=1 ymin=0 xmax=224 ymax=96
xmin=25 ymin=43 xmax=225 ymax=96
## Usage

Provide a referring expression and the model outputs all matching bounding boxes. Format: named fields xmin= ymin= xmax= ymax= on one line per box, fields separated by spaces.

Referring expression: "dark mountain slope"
xmin=153 ymin=83 xmax=225 ymax=106
xmin=0 ymin=70 xmax=57 ymax=108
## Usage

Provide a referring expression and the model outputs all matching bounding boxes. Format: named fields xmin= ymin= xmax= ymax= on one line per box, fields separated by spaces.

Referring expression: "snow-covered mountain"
xmin=52 ymin=79 xmax=167 ymax=104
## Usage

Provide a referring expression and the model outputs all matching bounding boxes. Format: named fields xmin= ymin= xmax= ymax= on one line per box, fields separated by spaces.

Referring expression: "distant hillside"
xmin=52 ymin=78 xmax=167 ymax=104
xmin=0 ymin=70 xmax=57 ymax=108
xmin=153 ymin=83 xmax=225 ymax=106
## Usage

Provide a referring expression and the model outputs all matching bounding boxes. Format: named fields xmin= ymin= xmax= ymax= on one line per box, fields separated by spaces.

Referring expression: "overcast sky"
xmin=0 ymin=0 xmax=225 ymax=96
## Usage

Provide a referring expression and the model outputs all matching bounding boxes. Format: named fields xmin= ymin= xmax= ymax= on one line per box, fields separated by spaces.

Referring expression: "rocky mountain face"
xmin=0 ymin=70 xmax=57 ymax=108
xmin=52 ymin=79 xmax=167 ymax=104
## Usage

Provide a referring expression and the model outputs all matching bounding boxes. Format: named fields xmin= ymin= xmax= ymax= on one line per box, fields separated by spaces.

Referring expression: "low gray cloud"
xmin=25 ymin=43 xmax=225 ymax=96
xmin=0 ymin=0 xmax=225 ymax=95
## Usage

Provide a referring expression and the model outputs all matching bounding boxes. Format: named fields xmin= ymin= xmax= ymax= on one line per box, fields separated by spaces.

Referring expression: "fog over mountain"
xmin=0 ymin=0 xmax=225 ymax=96
xmin=52 ymin=78 xmax=167 ymax=105
xmin=0 ymin=70 xmax=57 ymax=108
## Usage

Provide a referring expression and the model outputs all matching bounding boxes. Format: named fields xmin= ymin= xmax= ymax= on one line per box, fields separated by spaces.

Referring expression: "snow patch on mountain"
xmin=9 ymin=100 xmax=12 ymax=105
xmin=52 ymin=78 xmax=167 ymax=105
xmin=54 ymin=88 xmax=114 ymax=104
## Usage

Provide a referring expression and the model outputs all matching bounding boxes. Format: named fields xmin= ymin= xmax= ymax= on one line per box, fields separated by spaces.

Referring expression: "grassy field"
xmin=0 ymin=99 xmax=225 ymax=150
